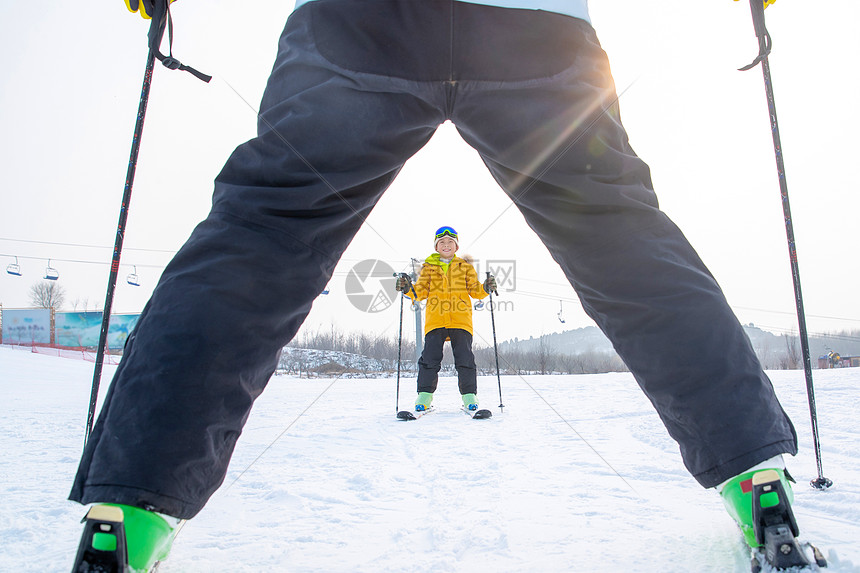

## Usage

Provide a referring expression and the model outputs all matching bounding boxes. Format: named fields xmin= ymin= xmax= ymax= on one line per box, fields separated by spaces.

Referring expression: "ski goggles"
xmin=434 ymin=226 xmax=458 ymax=240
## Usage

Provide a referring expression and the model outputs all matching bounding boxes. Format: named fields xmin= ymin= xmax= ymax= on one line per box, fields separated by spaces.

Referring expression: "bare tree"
xmin=71 ymin=297 xmax=100 ymax=312
xmin=29 ymin=281 xmax=66 ymax=310
xmin=535 ymin=337 xmax=552 ymax=375
xmin=755 ymin=335 xmax=775 ymax=369
xmin=781 ymin=333 xmax=802 ymax=370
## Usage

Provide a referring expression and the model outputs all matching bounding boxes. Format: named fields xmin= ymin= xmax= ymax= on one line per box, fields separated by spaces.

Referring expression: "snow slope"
xmin=1 ymin=345 xmax=858 ymax=572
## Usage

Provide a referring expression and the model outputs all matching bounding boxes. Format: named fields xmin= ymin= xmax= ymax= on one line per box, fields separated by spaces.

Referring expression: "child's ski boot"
xmin=721 ymin=469 xmax=826 ymax=572
xmin=462 ymin=393 xmax=479 ymax=412
xmin=461 ymin=393 xmax=492 ymax=419
xmin=415 ymin=392 xmax=433 ymax=412
xmin=72 ymin=503 xmax=178 ymax=572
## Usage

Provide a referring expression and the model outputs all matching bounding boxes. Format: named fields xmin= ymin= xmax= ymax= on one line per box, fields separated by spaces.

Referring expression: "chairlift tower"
xmin=410 ymin=258 xmax=423 ymax=363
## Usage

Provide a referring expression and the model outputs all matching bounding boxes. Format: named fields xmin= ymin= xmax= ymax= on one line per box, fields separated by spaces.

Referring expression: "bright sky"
xmin=1 ymin=1 xmax=858 ymax=348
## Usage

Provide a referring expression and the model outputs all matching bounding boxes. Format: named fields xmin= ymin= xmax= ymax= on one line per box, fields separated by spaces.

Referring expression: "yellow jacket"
xmin=407 ymin=254 xmax=489 ymax=335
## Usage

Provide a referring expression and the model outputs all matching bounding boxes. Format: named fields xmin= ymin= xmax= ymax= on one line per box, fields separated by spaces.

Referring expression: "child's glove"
xmin=483 ymin=275 xmax=497 ymax=295
xmin=395 ymin=274 xmax=413 ymax=293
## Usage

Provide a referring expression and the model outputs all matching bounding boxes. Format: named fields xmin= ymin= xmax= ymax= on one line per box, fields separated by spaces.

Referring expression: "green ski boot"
xmin=415 ymin=392 xmax=434 ymax=412
xmin=720 ymin=469 xmax=825 ymax=571
xmin=461 ymin=393 xmax=479 ymax=412
xmin=721 ymin=468 xmax=794 ymax=549
xmin=72 ymin=503 xmax=178 ymax=572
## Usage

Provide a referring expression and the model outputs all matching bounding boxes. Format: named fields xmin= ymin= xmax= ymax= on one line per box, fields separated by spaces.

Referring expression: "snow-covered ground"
xmin=2 ymin=345 xmax=858 ymax=572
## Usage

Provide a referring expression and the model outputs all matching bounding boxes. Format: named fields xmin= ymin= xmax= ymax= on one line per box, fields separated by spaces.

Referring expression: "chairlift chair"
xmin=557 ymin=300 xmax=566 ymax=324
xmin=6 ymin=256 xmax=22 ymax=276
xmin=127 ymin=266 xmax=141 ymax=287
xmin=44 ymin=260 xmax=59 ymax=280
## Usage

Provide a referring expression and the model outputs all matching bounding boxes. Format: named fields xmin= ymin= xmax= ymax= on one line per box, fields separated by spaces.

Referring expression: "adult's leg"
xmin=448 ymin=6 xmax=796 ymax=487
xmin=70 ymin=3 xmax=447 ymax=518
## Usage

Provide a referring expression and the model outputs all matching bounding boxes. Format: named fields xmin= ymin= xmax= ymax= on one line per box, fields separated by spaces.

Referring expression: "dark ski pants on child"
xmin=70 ymin=0 xmax=797 ymax=519
xmin=417 ymin=328 xmax=478 ymax=396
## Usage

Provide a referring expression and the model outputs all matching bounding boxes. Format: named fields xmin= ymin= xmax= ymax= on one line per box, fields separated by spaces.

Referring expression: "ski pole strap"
xmin=739 ymin=0 xmax=772 ymax=71
xmin=147 ymin=0 xmax=211 ymax=83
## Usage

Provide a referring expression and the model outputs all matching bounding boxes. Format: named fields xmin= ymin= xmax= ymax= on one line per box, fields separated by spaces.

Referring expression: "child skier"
xmin=396 ymin=226 xmax=496 ymax=413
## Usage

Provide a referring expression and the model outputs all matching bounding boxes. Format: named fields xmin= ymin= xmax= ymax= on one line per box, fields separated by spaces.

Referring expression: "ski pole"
xmin=85 ymin=48 xmax=156 ymax=446
xmin=486 ymin=272 xmax=504 ymax=410
xmin=85 ymin=0 xmax=210 ymax=445
xmin=394 ymin=273 xmax=407 ymax=415
xmin=740 ymin=0 xmax=831 ymax=490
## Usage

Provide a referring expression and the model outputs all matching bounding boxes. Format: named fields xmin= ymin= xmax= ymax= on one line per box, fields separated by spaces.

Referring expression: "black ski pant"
xmin=70 ymin=0 xmax=797 ymax=519
xmin=417 ymin=328 xmax=478 ymax=396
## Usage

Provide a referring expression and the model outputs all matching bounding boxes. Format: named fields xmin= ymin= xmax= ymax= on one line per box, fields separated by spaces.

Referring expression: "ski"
xmin=462 ymin=407 xmax=492 ymax=419
xmin=750 ymin=543 xmax=827 ymax=573
xmin=396 ymin=407 xmax=491 ymax=420
xmin=747 ymin=470 xmax=827 ymax=572
xmin=397 ymin=406 xmax=434 ymax=421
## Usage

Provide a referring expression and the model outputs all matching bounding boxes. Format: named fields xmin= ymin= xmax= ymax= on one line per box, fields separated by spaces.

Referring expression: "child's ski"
xmin=463 ymin=407 xmax=493 ymax=419
xmin=397 ymin=407 xmax=434 ymax=421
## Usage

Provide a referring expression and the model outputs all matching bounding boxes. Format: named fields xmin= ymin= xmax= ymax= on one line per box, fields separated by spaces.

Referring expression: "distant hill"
xmin=740 ymin=324 xmax=860 ymax=369
xmin=497 ymin=324 xmax=860 ymax=370
xmin=279 ymin=324 xmax=860 ymax=377
xmin=498 ymin=326 xmax=614 ymax=356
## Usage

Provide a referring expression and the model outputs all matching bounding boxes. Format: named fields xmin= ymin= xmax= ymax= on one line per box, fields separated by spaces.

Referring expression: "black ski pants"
xmin=417 ymin=328 xmax=478 ymax=396
xmin=71 ymin=0 xmax=797 ymax=519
